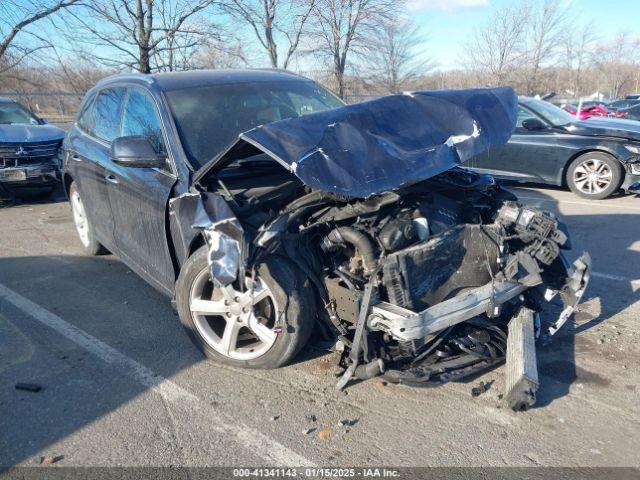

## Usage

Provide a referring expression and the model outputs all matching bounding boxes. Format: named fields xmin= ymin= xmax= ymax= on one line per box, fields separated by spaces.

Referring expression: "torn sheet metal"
xmin=194 ymin=87 xmax=518 ymax=198
xmin=169 ymin=191 xmax=243 ymax=285
xmin=549 ymin=253 xmax=591 ymax=335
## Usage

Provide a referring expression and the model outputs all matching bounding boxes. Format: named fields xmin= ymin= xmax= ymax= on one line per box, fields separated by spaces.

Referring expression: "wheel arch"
xmin=62 ymin=172 xmax=74 ymax=198
xmin=560 ymin=148 xmax=621 ymax=186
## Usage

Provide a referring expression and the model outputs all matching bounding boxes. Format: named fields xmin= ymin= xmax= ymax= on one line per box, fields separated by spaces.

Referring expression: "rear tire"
xmin=69 ymin=182 xmax=107 ymax=255
xmin=566 ymin=152 xmax=622 ymax=199
xmin=175 ymin=246 xmax=316 ymax=369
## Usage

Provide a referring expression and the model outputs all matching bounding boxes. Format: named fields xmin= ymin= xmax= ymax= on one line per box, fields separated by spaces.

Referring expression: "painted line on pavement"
xmin=0 ymin=282 xmax=314 ymax=467
xmin=515 ymin=195 xmax=640 ymax=212
xmin=592 ymin=271 xmax=640 ymax=290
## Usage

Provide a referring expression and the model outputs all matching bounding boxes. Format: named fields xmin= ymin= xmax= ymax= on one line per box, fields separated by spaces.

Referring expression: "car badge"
xmin=15 ymin=146 xmax=27 ymax=156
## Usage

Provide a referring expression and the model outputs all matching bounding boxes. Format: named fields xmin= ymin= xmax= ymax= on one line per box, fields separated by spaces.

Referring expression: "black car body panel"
xmin=197 ymin=88 xmax=517 ymax=198
xmin=467 ymin=97 xmax=640 ymax=191
xmin=0 ymin=99 xmax=65 ymax=190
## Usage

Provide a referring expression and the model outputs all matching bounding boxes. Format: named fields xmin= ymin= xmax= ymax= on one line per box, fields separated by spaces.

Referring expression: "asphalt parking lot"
xmin=0 ymin=185 xmax=639 ymax=468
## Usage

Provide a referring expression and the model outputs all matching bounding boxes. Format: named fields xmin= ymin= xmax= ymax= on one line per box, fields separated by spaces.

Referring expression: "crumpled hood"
xmin=195 ymin=87 xmax=518 ymax=198
xmin=567 ymin=117 xmax=640 ymax=141
xmin=0 ymin=124 xmax=65 ymax=143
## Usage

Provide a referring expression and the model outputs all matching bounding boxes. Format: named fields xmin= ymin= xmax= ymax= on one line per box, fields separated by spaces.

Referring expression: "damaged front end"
xmin=181 ymin=87 xmax=590 ymax=410
xmin=330 ymin=197 xmax=590 ymax=408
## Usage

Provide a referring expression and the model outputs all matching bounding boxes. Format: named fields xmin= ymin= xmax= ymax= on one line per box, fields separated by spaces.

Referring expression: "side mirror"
xmin=110 ymin=136 xmax=166 ymax=168
xmin=521 ymin=118 xmax=546 ymax=131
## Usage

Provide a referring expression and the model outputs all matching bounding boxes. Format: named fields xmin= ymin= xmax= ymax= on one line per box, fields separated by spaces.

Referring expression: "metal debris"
xmin=15 ymin=383 xmax=42 ymax=393
xmin=471 ymin=380 xmax=493 ymax=397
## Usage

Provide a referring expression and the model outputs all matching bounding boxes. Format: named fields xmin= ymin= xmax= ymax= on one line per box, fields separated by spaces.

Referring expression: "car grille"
xmin=0 ymin=140 xmax=61 ymax=168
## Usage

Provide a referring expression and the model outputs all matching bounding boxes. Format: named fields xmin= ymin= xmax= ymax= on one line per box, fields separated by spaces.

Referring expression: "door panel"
xmin=107 ymin=87 xmax=177 ymax=293
xmin=466 ymin=105 xmax=567 ymax=185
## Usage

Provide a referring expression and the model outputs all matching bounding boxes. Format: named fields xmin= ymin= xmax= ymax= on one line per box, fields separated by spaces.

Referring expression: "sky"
xmin=408 ymin=0 xmax=640 ymax=70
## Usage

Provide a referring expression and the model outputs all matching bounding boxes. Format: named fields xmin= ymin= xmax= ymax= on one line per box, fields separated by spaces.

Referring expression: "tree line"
xmin=1 ymin=0 xmax=639 ymax=102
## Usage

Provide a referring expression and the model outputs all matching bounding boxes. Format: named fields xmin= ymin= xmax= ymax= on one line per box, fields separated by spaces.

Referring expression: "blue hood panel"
xmin=196 ymin=87 xmax=518 ymax=198
xmin=0 ymin=124 xmax=65 ymax=143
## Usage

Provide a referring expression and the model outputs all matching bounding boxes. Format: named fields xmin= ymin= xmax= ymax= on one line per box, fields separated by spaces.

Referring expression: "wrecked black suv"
xmin=63 ymin=70 xmax=589 ymax=410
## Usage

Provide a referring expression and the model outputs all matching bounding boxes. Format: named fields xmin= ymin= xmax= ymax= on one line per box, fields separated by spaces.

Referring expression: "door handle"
xmin=70 ymin=154 xmax=82 ymax=162
xmin=105 ymin=174 xmax=119 ymax=184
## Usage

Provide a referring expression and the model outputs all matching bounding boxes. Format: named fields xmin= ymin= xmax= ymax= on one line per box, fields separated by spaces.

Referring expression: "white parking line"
xmin=515 ymin=195 xmax=640 ymax=212
xmin=592 ymin=271 xmax=640 ymax=291
xmin=0 ymin=282 xmax=314 ymax=467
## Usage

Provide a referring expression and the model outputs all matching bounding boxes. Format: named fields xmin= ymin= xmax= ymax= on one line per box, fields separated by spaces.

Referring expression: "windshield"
xmin=165 ymin=80 xmax=344 ymax=168
xmin=0 ymin=102 xmax=40 ymax=125
xmin=529 ymin=99 xmax=578 ymax=126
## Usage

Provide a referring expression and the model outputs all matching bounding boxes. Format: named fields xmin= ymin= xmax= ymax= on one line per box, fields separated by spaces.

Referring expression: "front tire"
xmin=566 ymin=152 xmax=622 ymax=199
xmin=69 ymin=182 xmax=107 ymax=255
xmin=175 ymin=246 xmax=316 ymax=369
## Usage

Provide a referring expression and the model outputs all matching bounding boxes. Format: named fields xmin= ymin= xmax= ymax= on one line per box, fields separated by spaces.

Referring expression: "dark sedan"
xmin=616 ymin=103 xmax=640 ymax=121
xmin=607 ymin=99 xmax=640 ymax=111
xmin=0 ymin=97 xmax=64 ymax=195
xmin=467 ymin=97 xmax=640 ymax=199
xmin=61 ymin=73 xmax=588 ymax=406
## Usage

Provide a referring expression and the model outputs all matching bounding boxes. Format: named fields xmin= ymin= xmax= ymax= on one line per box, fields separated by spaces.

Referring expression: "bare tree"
xmin=224 ymin=0 xmax=315 ymax=69
xmin=66 ymin=0 xmax=218 ymax=73
xmin=0 ymin=0 xmax=80 ymax=74
xmin=464 ymin=2 xmax=528 ymax=85
xmin=365 ymin=19 xmax=433 ymax=94
xmin=309 ymin=0 xmax=397 ymax=98
xmin=595 ymin=31 xmax=639 ymax=99
xmin=196 ymin=45 xmax=248 ymax=70
xmin=523 ymin=0 xmax=568 ymax=95
xmin=563 ymin=21 xmax=597 ymax=97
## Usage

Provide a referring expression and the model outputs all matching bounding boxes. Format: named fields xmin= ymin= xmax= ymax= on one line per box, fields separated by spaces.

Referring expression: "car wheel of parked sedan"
xmin=567 ymin=152 xmax=622 ymax=199
xmin=175 ymin=246 xmax=316 ymax=369
xmin=69 ymin=182 xmax=107 ymax=255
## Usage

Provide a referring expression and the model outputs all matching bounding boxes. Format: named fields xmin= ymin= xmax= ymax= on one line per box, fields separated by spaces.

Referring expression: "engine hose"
xmin=324 ymin=227 xmax=378 ymax=272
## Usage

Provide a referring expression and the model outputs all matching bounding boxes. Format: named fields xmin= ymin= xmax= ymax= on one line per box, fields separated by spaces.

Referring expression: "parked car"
xmin=615 ymin=103 xmax=640 ymax=121
xmin=606 ymin=99 xmax=640 ymax=111
xmin=62 ymin=71 xmax=588 ymax=408
xmin=0 ymin=97 xmax=64 ymax=195
xmin=468 ymin=97 xmax=640 ymax=199
xmin=561 ymin=102 xmax=616 ymax=119
xmin=580 ymin=100 xmax=609 ymax=108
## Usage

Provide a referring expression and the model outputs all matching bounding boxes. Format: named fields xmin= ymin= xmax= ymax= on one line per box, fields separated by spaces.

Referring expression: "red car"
xmin=562 ymin=103 xmax=627 ymax=119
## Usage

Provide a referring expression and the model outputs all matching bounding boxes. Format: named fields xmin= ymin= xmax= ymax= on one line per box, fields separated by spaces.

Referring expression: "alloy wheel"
xmin=189 ymin=269 xmax=279 ymax=361
xmin=572 ymin=158 xmax=612 ymax=195
xmin=71 ymin=189 xmax=90 ymax=247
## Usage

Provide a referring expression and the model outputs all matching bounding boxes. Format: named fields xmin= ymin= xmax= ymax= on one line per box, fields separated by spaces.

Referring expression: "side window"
xmin=76 ymin=94 xmax=95 ymax=133
xmin=121 ymin=88 xmax=165 ymax=154
xmin=92 ymin=88 xmax=125 ymax=142
xmin=516 ymin=106 xmax=537 ymax=128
